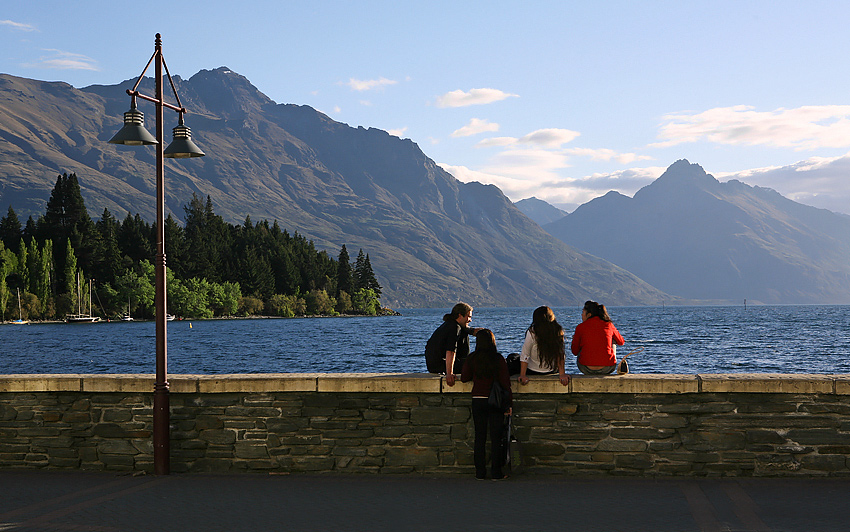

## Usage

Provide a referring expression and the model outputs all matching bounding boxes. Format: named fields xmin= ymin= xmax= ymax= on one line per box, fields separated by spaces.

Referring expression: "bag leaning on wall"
xmin=488 ymin=379 xmax=511 ymax=412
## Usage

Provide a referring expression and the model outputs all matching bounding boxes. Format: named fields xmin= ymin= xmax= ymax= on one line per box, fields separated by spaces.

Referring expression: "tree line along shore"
xmin=0 ymin=173 xmax=386 ymax=321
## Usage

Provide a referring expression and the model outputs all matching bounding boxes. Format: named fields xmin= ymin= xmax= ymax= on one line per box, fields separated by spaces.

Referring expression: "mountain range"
xmin=0 ymin=70 xmax=668 ymax=308
xmin=543 ymin=160 xmax=850 ymax=304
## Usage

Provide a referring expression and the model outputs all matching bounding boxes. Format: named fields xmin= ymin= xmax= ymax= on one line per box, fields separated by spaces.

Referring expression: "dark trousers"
xmin=471 ymin=398 xmax=505 ymax=479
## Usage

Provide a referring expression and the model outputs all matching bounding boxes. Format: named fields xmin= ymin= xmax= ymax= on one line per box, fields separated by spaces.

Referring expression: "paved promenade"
xmin=1 ymin=471 xmax=849 ymax=532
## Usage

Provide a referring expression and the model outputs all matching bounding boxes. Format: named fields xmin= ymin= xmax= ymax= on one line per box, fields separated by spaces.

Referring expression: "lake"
xmin=1 ymin=305 xmax=849 ymax=375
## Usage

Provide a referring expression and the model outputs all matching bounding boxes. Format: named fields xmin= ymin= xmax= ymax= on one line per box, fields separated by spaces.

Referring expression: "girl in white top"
xmin=518 ymin=306 xmax=570 ymax=387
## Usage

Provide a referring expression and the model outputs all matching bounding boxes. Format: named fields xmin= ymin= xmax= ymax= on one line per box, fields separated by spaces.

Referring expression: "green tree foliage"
xmin=353 ymin=249 xmax=382 ymax=297
xmin=0 ymin=207 xmax=22 ymax=252
xmin=336 ymin=244 xmax=352 ymax=297
xmin=3 ymin=174 xmax=385 ymax=320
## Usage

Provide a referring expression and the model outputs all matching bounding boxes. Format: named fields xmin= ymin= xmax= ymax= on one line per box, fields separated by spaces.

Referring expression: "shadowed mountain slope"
xmin=0 ymin=70 xmax=670 ymax=307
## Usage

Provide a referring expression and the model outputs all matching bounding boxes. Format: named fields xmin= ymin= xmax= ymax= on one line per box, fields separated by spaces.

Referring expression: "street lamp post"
xmin=108 ymin=33 xmax=205 ymax=475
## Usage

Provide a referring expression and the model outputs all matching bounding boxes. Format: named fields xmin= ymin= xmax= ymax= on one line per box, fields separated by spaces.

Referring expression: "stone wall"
xmin=2 ymin=373 xmax=850 ymax=476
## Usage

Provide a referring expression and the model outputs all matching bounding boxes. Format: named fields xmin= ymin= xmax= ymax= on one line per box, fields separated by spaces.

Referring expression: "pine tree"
xmin=353 ymin=249 xmax=367 ymax=291
xmin=362 ymin=253 xmax=382 ymax=297
xmin=95 ymin=208 xmax=122 ymax=286
xmin=336 ymin=244 xmax=352 ymax=297
xmin=0 ymin=206 xmax=22 ymax=252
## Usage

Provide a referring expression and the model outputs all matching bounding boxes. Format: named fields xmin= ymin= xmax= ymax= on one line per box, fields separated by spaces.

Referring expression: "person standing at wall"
xmin=461 ymin=329 xmax=512 ymax=480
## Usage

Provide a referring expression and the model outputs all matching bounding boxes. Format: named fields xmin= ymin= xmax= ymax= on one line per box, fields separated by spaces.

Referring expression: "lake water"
xmin=1 ymin=306 xmax=849 ymax=375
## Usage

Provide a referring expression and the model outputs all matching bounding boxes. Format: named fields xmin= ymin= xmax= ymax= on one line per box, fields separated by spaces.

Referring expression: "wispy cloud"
xmin=716 ymin=153 xmax=850 ymax=215
xmin=435 ymin=88 xmax=518 ymax=108
xmin=23 ymin=49 xmax=99 ymax=71
xmin=654 ymin=104 xmax=850 ymax=150
xmin=476 ymin=128 xmax=580 ymax=148
xmin=344 ymin=77 xmax=397 ymax=91
xmin=451 ymin=118 xmax=499 ymax=138
xmin=563 ymin=147 xmax=652 ymax=165
xmin=388 ymin=127 xmax=408 ymax=137
xmin=1 ymin=19 xmax=36 ymax=31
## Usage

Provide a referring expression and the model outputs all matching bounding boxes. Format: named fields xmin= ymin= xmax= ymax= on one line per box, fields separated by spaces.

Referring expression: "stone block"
xmin=746 ymin=430 xmax=785 ymax=444
xmin=199 ymin=429 xmax=237 ymax=445
xmin=649 ymin=415 xmax=688 ymax=429
xmin=514 ymin=377 xmax=570 ymax=394
xmin=31 ymin=437 xmax=75 ymax=448
xmin=0 ymin=375 xmax=81 ymax=392
xmin=197 ymin=374 xmax=317 ymax=393
xmin=596 ymin=439 xmax=647 ymax=452
xmin=521 ymin=442 xmax=566 ymax=456
xmin=317 ymin=373 xmax=440 ymax=393
xmin=234 ymin=442 xmax=270 ymax=459
xmin=384 ymin=447 xmax=439 ymax=467
xmin=101 ymin=409 xmax=132 ymax=423
xmin=800 ymin=455 xmax=848 ymax=471
xmin=98 ymin=440 xmax=139 ymax=455
xmin=82 ymin=375 xmax=153 ymax=393
xmin=289 ymin=456 xmax=336 ymax=471
xmin=699 ymin=374 xmax=834 ymax=394
xmin=610 ymin=428 xmax=675 ymax=440
xmin=190 ymin=458 xmax=235 ymax=472
xmin=786 ymin=429 xmax=850 ymax=446
xmin=48 ymin=457 xmax=81 ymax=468
xmin=572 ymin=375 xmax=698 ymax=394
xmin=410 ymin=407 xmax=469 ymax=425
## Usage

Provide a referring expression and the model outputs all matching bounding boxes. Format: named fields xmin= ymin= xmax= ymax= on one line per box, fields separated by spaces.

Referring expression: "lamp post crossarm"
xmin=126 ymin=89 xmax=186 ymax=113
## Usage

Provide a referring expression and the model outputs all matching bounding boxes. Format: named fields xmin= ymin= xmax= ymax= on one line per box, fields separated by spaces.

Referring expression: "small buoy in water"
xmin=189 ymin=323 xmax=192 ymax=328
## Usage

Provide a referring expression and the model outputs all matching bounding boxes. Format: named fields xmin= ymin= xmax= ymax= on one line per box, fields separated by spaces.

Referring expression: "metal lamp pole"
xmin=109 ymin=33 xmax=205 ymax=475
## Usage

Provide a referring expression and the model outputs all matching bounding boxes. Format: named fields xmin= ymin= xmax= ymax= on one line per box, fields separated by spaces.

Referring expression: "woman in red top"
xmin=570 ymin=300 xmax=625 ymax=375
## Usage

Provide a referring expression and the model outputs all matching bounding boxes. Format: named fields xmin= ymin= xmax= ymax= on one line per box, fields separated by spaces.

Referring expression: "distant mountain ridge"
xmin=544 ymin=160 xmax=850 ymax=304
xmin=0 ymin=70 xmax=670 ymax=308
xmin=514 ymin=197 xmax=568 ymax=226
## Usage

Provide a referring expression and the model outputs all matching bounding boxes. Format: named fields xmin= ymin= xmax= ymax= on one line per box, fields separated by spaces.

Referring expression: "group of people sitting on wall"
xmin=424 ymin=301 xmax=625 ymax=480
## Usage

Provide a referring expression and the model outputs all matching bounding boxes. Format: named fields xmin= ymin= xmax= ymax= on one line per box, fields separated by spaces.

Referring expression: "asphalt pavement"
xmin=1 ymin=470 xmax=849 ymax=532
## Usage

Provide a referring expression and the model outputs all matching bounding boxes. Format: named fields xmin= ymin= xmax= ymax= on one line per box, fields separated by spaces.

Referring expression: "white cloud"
xmin=388 ymin=127 xmax=408 ymax=137
xmin=563 ymin=147 xmax=652 ymax=164
xmin=439 ymin=163 xmax=548 ymax=200
xmin=476 ymin=137 xmax=517 ymax=148
xmin=451 ymin=118 xmax=499 ymax=138
xmin=475 ymin=128 xmax=580 ymax=149
xmin=23 ymin=49 xmax=99 ymax=71
xmin=1 ymin=19 xmax=36 ymax=31
xmin=435 ymin=88 xmax=518 ymax=108
xmin=654 ymin=104 xmax=850 ymax=150
xmin=716 ymin=153 xmax=850 ymax=215
xmin=517 ymin=128 xmax=580 ymax=148
xmin=344 ymin=77 xmax=397 ymax=91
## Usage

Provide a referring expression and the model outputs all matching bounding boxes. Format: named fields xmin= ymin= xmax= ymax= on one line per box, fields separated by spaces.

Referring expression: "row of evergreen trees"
xmin=0 ymin=173 xmax=383 ymax=321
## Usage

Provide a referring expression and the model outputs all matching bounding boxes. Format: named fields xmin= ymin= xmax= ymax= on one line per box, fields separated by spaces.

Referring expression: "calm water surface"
xmin=1 ymin=306 xmax=849 ymax=374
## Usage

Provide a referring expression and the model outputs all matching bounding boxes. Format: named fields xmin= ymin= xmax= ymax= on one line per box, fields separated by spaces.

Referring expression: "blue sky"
xmin=3 ymin=1 xmax=850 ymax=214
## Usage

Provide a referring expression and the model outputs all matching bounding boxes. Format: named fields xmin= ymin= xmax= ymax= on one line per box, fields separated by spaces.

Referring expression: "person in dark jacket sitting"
xmin=424 ymin=302 xmax=479 ymax=386
xmin=461 ymin=329 xmax=512 ymax=480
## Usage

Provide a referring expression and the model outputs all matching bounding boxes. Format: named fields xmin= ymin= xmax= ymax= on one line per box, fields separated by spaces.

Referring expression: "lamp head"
xmin=109 ymin=104 xmax=158 ymax=146
xmin=164 ymin=114 xmax=205 ymax=158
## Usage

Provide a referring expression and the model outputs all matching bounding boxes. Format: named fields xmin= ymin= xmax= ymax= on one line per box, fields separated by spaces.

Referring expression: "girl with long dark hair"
xmin=571 ymin=300 xmax=625 ymax=375
xmin=461 ymin=329 xmax=512 ymax=480
xmin=518 ymin=306 xmax=570 ymax=386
